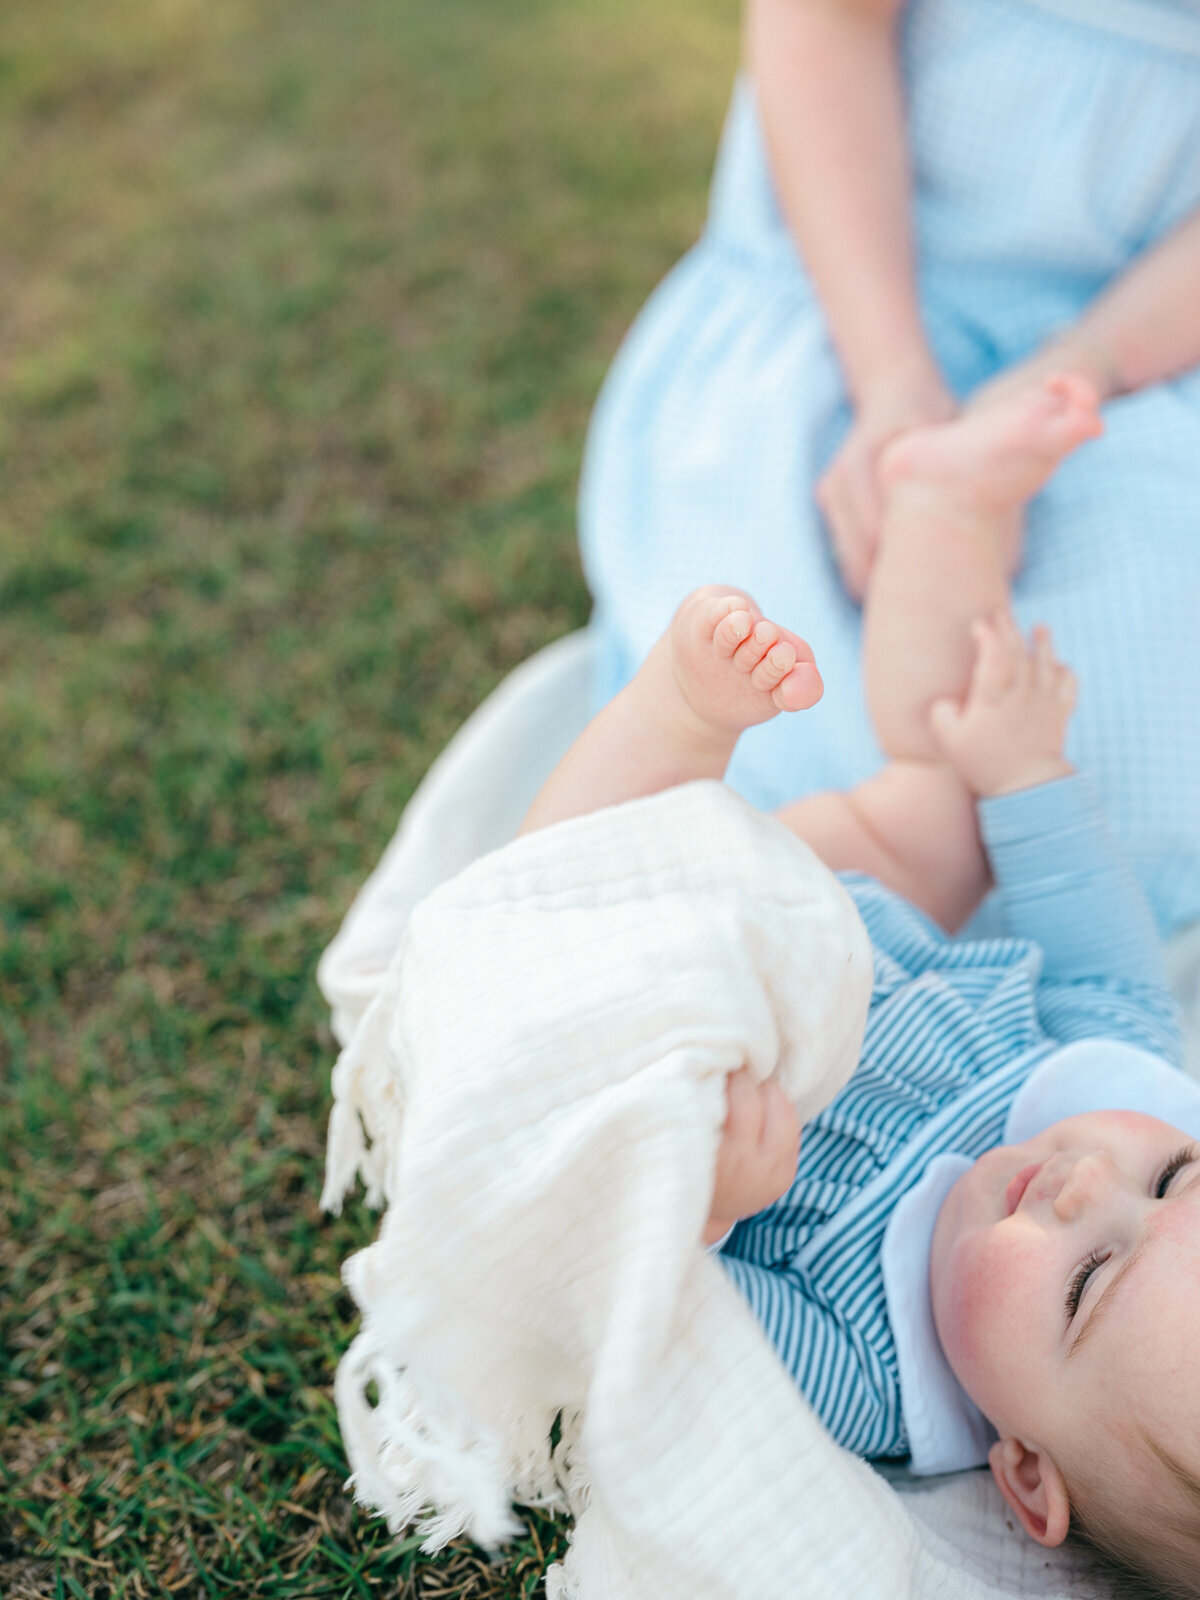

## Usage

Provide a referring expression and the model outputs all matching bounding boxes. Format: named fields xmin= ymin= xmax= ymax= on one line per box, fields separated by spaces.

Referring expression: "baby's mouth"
xmin=1005 ymin=1161 xmax=1043 ymax=1216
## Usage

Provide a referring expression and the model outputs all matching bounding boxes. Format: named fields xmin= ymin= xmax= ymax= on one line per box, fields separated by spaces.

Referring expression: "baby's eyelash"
xmin=1064 ymin=1147 xmax=1199 ymax=1325
xmin=1155 ymin=1144 xmax=1198 ymax=1199
xmin=1065 ymin=1249 xmax=1107 ymax=1321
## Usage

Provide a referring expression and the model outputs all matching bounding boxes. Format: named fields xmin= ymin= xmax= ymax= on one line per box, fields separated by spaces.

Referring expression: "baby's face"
xmin=930 ymin=1110 xmax=1200 ymax=1469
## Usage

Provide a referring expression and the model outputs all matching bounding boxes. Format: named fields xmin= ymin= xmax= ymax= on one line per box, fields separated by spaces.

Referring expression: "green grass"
xmin=0 ymin=0 xmax=738 ymax=1593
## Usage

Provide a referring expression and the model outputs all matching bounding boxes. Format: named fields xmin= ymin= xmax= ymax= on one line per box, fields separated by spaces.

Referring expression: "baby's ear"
xmin=988 ymin=1436 xmax=1071 ymax=1547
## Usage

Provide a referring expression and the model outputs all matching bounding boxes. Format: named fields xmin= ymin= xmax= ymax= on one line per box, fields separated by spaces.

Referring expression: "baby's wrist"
xmin=980 ymin=755 xmax=1075 ymax=799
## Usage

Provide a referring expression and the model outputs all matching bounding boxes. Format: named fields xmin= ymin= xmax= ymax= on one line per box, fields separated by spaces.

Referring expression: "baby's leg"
xmin=519 ymin=580 xmax=984 ymax=928
xmin=863 ymin=375 xmax=1102 ymax=761
xmin=776 ymin=760 xmax=988 ymax=931
xmin=520 ymin=587 xmax=822 ymax=834
xmin=775 ymin=376 xmax=1101 ymax=928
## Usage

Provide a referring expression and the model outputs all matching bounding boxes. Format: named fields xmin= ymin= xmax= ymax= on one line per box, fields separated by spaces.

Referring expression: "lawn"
xmin=0 ymin=0 xmax=738 ymax=1594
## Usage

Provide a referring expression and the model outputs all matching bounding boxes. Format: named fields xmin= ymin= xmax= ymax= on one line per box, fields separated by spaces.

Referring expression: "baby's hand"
xmin=929 ymin=610 xmax=1076 ymax=798
xmin=703 ymin=1067 xmax=801 ymax=1247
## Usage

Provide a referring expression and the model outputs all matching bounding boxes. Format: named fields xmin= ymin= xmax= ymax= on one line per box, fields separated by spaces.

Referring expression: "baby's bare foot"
xmin=879 ymin=374 xmax=1102 ymax=552
xmin=647 ymin=586 xmax=823 ymax=746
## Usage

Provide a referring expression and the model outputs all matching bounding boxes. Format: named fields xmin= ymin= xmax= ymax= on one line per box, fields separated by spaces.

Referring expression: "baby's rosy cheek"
xmin=1152 ymin=1204 xmax=1200 ymax=1252
xmin=939 ymin=1241 xmax=1000 ymax=1369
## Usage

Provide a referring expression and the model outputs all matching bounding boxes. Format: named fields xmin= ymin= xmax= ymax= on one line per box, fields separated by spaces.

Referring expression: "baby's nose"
xmin=1052 ymin=1150 xmax=1119 ymax=1220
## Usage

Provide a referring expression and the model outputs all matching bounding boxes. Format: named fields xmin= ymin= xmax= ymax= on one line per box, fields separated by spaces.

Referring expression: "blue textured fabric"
xmin=579 ymin=0 xmax=1200 ymax=934
xmin=719 ymin=775 xmax=1182 ymax=1459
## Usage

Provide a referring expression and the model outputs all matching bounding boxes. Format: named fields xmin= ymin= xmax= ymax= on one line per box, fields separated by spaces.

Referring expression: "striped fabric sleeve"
xmin=979 ymin=776 xmax=1164 ymax=985
xmin=718 ymin=1253 xmax=900 ymax=1457
xmin=979 ymin=775 xmax=1182 ymax=1064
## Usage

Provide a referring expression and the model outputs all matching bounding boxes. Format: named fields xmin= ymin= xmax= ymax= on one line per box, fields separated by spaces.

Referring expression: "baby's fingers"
xmin=968 ymin=615 xmax=1017 ymax=703
xmin=1057 ymin=662 xmax=1078 ymax=711
xmin=1029 ymin=623 xmax=1076 ymax=708
xmin=929 ymin=692 xmax=965 ymax=753
xmin=757 ymin=1079 xmax=802 ymax=1193
xmin=723 ymin=1066 xmax=763 ymax=1145
xmin=760 ymin=1079 xmax=801 ymax=1152
xmin=1031 ymin=623 xmax=1056 ymax=685
xmin=711 ymin=1071 xmax=801 ymax=1228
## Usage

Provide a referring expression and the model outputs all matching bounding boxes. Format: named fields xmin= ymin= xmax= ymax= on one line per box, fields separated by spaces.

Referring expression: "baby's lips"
xmin=1005 ymin=1161 xmax=1043 ymax=1216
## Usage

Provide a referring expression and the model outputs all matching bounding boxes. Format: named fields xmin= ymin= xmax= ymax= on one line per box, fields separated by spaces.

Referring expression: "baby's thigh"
xmin=776 ymin=762 xmax=987 ymax=933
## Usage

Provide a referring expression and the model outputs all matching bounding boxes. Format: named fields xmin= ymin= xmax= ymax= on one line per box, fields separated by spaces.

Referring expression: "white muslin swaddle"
xmin=321 ymin=781 xmax=943 ymax=1598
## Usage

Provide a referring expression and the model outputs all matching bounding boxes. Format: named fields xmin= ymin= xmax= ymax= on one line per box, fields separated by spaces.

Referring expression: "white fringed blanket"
xmin=321 ymin=629 xmax=1184 ymax=1600
xmin=322 ymin=782 xmax=904 ymax=1597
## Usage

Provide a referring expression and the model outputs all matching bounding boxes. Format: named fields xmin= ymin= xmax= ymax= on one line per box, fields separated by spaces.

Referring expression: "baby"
xmin=522 ymin=378 xmax=1200 ymax=1596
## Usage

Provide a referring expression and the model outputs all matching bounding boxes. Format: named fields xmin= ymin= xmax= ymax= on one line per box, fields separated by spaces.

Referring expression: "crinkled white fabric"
xmin=317 ymin=630 xmax=590 ymax=1050
xmin=323 ymin=780 xmax=887 ymax=1597
xmin=320 ymin=629 xmax=1199 ymax=1600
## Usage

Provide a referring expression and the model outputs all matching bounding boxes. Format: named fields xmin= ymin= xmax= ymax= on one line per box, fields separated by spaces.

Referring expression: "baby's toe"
xmin=733 ymin=618 xmax=780 ymax=674
xmin=772 ymin=661 xmax=824 ymax=713
xmin=713 ymin=606 xmax=757 ymax=659
xmin=750 ymin=640 xmax=797 ymax=693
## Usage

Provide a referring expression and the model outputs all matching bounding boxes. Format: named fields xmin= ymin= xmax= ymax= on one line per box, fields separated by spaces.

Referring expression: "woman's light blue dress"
xmin=578 ymin=0 xmax=1200 ymax=934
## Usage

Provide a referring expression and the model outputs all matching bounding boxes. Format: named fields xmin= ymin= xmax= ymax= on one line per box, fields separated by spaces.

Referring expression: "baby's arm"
xmin=978 ymin=203 xmax=1200 ymax=408
xmin=978 ymin=781 xmax=1180 ymax=1060
xmin=747 ymin=0 xmax=953 ymax=596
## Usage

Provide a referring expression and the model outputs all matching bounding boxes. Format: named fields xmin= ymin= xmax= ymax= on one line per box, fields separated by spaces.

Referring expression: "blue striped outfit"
xmin=579 ymin=0 xmax=1200 ymax=935
xmin=719 ymin=775 xmax=1182 ymax=1458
